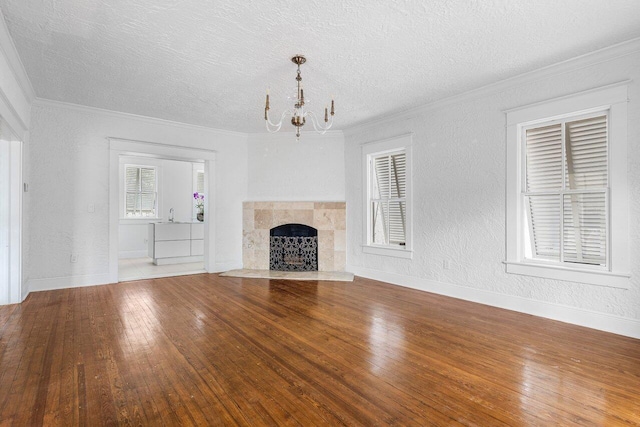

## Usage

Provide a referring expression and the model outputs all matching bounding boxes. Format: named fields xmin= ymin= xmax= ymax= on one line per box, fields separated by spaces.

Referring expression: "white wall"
xmin=160 ymin=160 xmax=199 ymax=222
xmin=0 ymin=9 xmax=32 ymax=140
xmin=247 ymin=131 xmax=345 ymax=201
xmin=26 ymin=100 xmax=247 ymax=291
xmin=118 ymin=156 xmax=203 ymax=258
xmin=345 ymin=44 xmax=640 ymax=337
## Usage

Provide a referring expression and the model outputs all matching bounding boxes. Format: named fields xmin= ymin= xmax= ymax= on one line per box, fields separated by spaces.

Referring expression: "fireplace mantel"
xmin=243 ymin=202 xmax=346 ymax=272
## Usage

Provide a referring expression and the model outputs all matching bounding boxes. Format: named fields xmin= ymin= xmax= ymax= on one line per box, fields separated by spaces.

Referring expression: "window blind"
xmin=125 ymin=166 xmax=157 ymax=217
xmin=196 ymin=171 xmax=205 ymax=193
xmin=372 ymin=152 xmax=406 ymax=245
xmin=525 ymin=115 xmax=607 ymax=266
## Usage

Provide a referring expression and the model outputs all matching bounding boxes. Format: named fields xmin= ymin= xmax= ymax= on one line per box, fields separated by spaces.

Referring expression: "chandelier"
xmin=264 ymin=55 xmax=335 ymax=140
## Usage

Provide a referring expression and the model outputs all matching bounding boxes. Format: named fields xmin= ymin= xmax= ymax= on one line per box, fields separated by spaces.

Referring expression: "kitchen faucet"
xmin=169 ymin=208 xmax=174 ymax=222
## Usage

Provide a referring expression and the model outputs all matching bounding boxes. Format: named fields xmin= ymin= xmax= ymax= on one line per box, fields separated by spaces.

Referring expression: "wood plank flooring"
xmin=1 ymin=274 xmax=639 ymax=426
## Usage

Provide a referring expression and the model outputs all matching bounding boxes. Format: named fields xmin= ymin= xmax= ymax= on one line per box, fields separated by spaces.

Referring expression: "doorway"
xmin=117 ymin=155 xmax=207 ymax=281
xmin=108 ymin=138 xmax=216 ymax=283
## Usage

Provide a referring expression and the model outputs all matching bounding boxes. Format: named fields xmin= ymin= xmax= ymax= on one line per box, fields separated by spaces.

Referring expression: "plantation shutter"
xmin=372 ymin=152 xmax=406 ymax=245
xmin=563 ymin=116 xmax=607 ymax=265
xmin=196 ymin=171 xmax=205 ymax=193
xmin=125 ymin=166 xmax=141 ymax=216
xmin=524 ymin=115 xmax=607 ymax=266
xmin=525 ymin=124 xmax=563 ymax=260
xmin=125 ymin=166 xmax=157 ymax=217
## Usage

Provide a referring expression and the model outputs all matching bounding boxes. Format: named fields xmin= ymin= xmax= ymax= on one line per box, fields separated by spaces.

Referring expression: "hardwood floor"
xmin=1 ymin=274 xmax=639 ymax=426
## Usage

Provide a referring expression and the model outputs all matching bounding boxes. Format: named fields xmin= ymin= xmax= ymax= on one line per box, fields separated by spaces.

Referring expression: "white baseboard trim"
xmin=214 ymin=262 xmax=243 ymax=273
xmin=27 ymin=273 xmax=112 ymax=293
xmin=118 ymin=250 xmax=148 ymax=259
xmin=350 ymin=266 xmax=640 ymax=339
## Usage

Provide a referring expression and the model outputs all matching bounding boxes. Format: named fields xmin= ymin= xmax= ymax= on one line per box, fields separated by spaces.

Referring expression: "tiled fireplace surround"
xmin=243 ymin=202 xmax=346 ymax=271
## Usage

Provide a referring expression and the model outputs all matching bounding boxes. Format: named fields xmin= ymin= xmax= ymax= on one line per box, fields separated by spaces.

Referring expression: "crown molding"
xmin=345 ymin=37 xmax=640 ymax=137
xmin=0 ymin=84 xmax=27 ymax=137
xmin=32 ymin=97 xmax=247 ymax=139
xmin=0 ymin=9 xmax=35 ymax=102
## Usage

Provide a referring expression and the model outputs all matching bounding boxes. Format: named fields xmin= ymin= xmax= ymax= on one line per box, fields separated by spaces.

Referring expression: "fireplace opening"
xmin=270 ymin=223 xmax=318 ymax=271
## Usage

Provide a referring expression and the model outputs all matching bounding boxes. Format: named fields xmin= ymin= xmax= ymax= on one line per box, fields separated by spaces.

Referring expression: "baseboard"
xmin=214 ymin=262 xmax=243 ymax=273
xmin=118 ymin=250 xmax=148 ymax=259
xmin=27 ymin=273 xmax=113 ymax=293
xmin=349 ymin=266 xmax=640 ymax=339
xmin=21 ymin=277 xmax=29 ymax=302
xmin=25 ymin=262 xmax=239 ymax=293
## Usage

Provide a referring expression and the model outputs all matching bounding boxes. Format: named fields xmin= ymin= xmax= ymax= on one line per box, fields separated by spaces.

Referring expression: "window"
xmin=362 ymin=134 xmax=412 ymax=258
xmin=371 ymin=151 xmax=406 ymax=245
xmin=524 ymin=114 xmax=608 ymax=266
xmin=195 ymin=170 xmax=205 ymax=194
xmin=192 ymin=165 xmax=205 ymax=218
xmin=124 ymin=165 xmax=157 ymax=217
xmin=505 ymin=83 xmax=629 ymax=288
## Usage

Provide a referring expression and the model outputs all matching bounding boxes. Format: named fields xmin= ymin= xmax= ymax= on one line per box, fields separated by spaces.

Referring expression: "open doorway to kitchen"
xmin=117 ymin=156 xmax=207 ymax=281
xmin=108 ymin=138 xmax=216 ymax=283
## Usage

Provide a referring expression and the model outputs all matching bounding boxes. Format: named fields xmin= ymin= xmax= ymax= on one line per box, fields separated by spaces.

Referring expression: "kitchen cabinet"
xmin=148 ymin=222 xmax=204 ymax=265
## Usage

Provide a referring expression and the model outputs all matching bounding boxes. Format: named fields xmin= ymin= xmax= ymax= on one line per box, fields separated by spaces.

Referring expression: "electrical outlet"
xmin=70 ymin=254 xmax=79 ymax=263
xmin=88 ymin=204 xmax=95 ymax=213
xmin=443 ymin=259 xmax=451 ymax=270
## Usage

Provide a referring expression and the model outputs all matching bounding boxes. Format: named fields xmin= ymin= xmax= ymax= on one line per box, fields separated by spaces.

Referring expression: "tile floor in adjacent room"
xmin=118 ymin=257 xmax=206 ymax=282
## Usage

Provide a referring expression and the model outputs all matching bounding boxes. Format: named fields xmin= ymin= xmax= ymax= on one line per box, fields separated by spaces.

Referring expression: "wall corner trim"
xmin=33 ymin=98 xmax=247 ymax=139
xmin=0 ymin=9 xmax=36 ymax=102
xmin=348 ymin=265 xmax=640 ymax=339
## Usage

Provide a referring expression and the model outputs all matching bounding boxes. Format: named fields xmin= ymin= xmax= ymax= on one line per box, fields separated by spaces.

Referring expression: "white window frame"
xmin=123 ymin=164 xmax=159 ymax=219
xmin=362 ymin=133 xmax=413 ymax=259
xmin=192 ymin=163 xmax=205 ymax=219
xmin=505 ymin=83 xmax=630 ymax=288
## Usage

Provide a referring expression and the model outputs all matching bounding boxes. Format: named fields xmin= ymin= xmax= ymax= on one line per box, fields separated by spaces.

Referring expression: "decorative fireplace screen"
xmin=270 ymin=223 xmax=318 ymax=271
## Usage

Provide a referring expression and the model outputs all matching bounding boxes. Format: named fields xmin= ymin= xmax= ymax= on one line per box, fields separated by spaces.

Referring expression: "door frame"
xmin=108 ymin=138 xmax=216 ymax=283
xmin=0 ymin=122 xmax=23 ymax=304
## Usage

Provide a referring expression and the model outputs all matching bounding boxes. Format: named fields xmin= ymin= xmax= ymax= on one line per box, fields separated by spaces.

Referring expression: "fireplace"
xmin=270 ymin=223 xmax=318 ymax=271
xmin=243 ymin=202 xmax=345 ymax=271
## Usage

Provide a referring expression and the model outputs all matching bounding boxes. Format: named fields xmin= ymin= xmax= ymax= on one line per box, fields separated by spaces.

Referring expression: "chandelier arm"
xmin=265 ymin=110 xmax=291 ymax=132
xmin=306 ymin=111 xmax=333 ymax=134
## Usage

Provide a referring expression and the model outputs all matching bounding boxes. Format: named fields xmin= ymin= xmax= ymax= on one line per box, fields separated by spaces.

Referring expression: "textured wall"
xmin=247 ymin=132 xmax=345 ymax=201
xmin=345 ymin=52 xmax=640 ymax=320
xmin=0 ymin=11 xmax=31 ymax=139
xmin=27 ymin=102 xmax=247 ymax=282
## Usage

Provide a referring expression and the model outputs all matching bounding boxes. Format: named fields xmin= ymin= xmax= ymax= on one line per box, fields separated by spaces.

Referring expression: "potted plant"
xmin=194 ymin=192 xmax=205 ymax=222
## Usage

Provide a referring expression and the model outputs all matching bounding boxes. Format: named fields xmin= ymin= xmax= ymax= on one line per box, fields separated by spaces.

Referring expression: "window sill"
xmin=362 ymin=245 xmax=413 ymax=259
xmin=504 ymin=261 xmax=630 ymax=289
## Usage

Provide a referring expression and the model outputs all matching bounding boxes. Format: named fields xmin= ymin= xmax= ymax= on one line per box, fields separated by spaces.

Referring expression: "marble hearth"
xmin=243 ymin=202 xmax=346 ymax=272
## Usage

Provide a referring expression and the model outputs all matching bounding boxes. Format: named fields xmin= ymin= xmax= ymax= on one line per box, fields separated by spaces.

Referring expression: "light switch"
xmin=88 ymin=204 xmax=95 ymax=213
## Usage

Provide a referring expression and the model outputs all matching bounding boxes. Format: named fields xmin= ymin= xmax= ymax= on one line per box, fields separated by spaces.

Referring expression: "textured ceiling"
xmin=1 ymin=0 xmax=640 ymax=133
